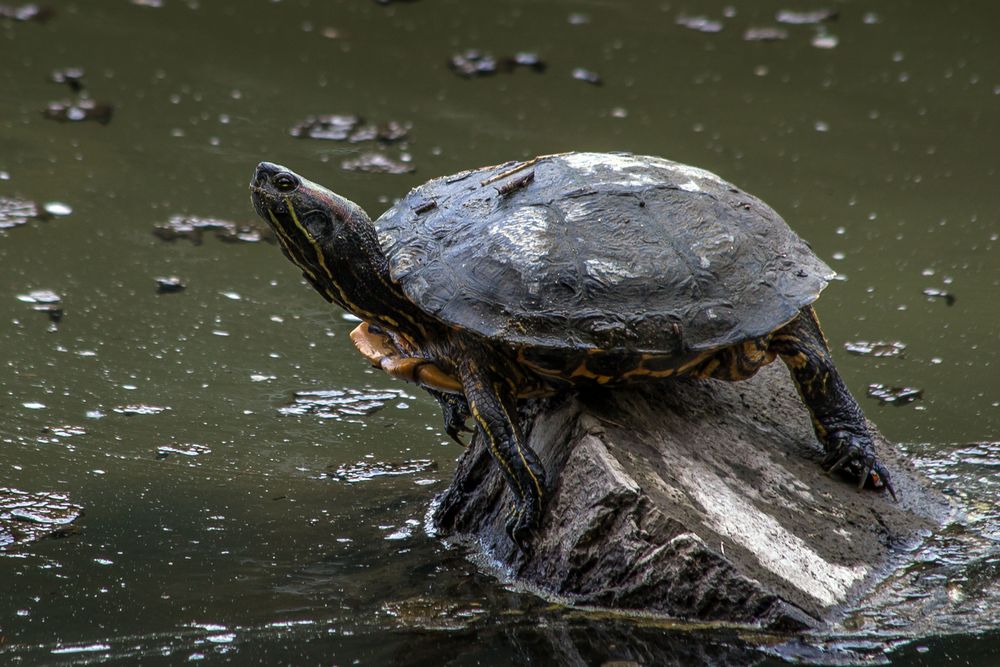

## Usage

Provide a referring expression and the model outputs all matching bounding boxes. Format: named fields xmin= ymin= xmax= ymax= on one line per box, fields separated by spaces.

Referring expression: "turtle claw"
xmin=504 ymin=501 xmax=538 ymax=553
xmin=445 ymin=420 xmax=474 ymax=447
xmin=823 ymin=432 xmax=897 ymax=500
xmin=428 ymin=390 xmax=473 ymax=447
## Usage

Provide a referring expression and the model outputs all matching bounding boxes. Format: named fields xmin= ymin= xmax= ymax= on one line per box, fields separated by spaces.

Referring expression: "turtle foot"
xmin=428 ymin=390 xmax=474 ymax=446
xmin=823 ymin=431 xmax=897 ymax=501
xmin=504 ymin=500 xmax=538 ymax=553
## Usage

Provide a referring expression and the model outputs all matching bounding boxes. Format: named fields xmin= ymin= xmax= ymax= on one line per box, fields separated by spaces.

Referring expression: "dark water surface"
xmin=1 ymin=1 xmax=998 ymax=664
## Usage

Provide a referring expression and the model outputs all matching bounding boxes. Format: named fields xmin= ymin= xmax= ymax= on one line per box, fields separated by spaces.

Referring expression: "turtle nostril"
xmin=254 ymin=161 xmax=283 ymax=186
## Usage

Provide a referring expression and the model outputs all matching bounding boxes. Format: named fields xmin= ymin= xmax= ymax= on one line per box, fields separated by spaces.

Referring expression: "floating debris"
xmin=50 ymin=67 xmax=85 ymax=92
xmin=327 ymin=458 xmax=436 ymax=483
xmin=676 ymin=15 xmax=724 ymax=33
xmin=291 ymin=113 xmax=357 ymax=140
xmin=844 ymin=341 xmax=907 ymax=358
xmin=280 ymin=387 xmax=411 ymax=420
xmin=923 ymin=287 xmax=956 ymax=306
xmin=567 ymin=12 xmax=590 ymax=25
xmin=776 ymin=9 xmax=838 ymax=25
xmin=867 ymin=384 xmax=923 ymax=406
xmin=0 ymin=197 xmax=71 ymax=229
xmin=152 ymin=215 xmax=275 ymax=245
xmin=0 ymin=3 xmax=54 ymax=22
xmin=289 ymin=114 xmax=410 ymax=143
xmin=16 ymin=289 xmax=62 ymax=328
xmin=373 ymin=0 xmax=418 ymax=4
xmin=571 ymin=67 xmax=603 ymax=85
xmin=130 ymin=0 xmax=163 ymax=6
xmin=1 ymin=487 xmax=82 ymax=550
xmin=43 ymin=98 xmax=114 ymax=125
xmin=500 ymin=52 xmax=547 ymax=73
xmin=112 ymin=404 xmax=170 ymax=416
xmin=449 ymin=50 xmax=498 ymax=78
xmin=744 ymin=27 xmax=789 ymax=41
xmin=156 ymin=443 xmax=211 ymax=459
xmin=42 ymin=201 xmax=72 ymax=216
xmin=341 ymin=152 xmax=414 ymax=175
xmin=155 ymin=276 xmax=186 ymax=294
xmin=0 ymin=196 xmax=39 ymax=229
xmin=811 ymin=32 xmax=839 ymax=49
xmin=42 ymin=424 xmax=86 ymax=438
xmin=449 ymin=50 xmax=547 ymax=78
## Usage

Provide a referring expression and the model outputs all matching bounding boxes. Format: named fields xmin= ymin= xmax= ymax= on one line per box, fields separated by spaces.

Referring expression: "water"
xmin=1 ymin=0 xmax=998 ymax=664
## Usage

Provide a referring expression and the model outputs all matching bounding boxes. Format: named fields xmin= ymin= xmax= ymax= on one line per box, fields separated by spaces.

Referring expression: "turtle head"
xmin=250 ymin=162 xmax=376 ymax=299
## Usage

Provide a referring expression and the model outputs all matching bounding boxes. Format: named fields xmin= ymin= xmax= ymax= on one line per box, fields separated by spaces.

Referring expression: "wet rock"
xmin=571 ymin=67 xmax=602 ymax=86
xmin=0 ymin=3 xmax=54 ymax=22
xmin=922 ymin=287 xmax=956 ymax=306
xmin=431 ymin=362 xmax=949 ymax=628
xmin=50 ymin=66 xmax=85 ymax=93
xmin=449 ymin=50 xmax=498 ymax=78
xmin=152 ymin=215 xmax=274 ymax=245
xmin=867 ymin=384 xmax=923 ymax=406
xmin=43 ymin=97 xmax=113 ymax=124
xmin=341 ymin=152 xmax=414 ymax=175
xmin=844 ymin=340 xmax=907 ymax=358
xmin=155 ymin=276 xmax=186 ymax=294
xmin=289 ymin=114 xmax=411 ymax=143
xmin=744 ymin=27 xmax=789 ymax=42
xmin=676 ymin=15 xmax=724 ymax=33
xmin=1 ymin=487 xmax=82 ymax=550
xmin=776 ymin=9 xmax=839 ymax=25
xmin=382 ymin=597 xmax=485 ymax=631
xmin=280 ymin=387 xmax=412 ymax=421
xmin=16 ymin=289 xmax=63 ymax=329
xmin=326 ymin=458 xmax=436 ymax=483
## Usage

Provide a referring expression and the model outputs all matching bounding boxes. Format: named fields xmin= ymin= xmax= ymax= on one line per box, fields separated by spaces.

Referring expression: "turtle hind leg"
xmin=770 ymin=306 xmax=896 ymax=499
xmin=459 ymin=357 xmax=546 ymax=551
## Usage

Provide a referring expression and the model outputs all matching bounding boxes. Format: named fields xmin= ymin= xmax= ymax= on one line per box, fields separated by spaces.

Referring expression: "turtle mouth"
xmin=249 ymin=184 xmax=277 ymax=221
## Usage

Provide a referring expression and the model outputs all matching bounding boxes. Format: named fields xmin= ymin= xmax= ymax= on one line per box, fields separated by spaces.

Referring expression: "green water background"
xmin=1 ymin=1 xmax=998 ymax=664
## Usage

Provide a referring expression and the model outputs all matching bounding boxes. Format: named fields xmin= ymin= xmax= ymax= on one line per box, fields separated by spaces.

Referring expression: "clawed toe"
xmin=824 ymin=433 xmax=897 ymax=501
xmin=503 ymin=501 xmax=538 ymax=553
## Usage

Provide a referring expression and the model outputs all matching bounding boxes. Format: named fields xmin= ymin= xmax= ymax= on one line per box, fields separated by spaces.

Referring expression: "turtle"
xmin=249 ymin=151 xmax=894 ymax=549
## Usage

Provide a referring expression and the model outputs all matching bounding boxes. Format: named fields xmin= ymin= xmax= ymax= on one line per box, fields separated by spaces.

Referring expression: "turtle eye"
xmin=273 ymin=173 xmax=298 ymax=192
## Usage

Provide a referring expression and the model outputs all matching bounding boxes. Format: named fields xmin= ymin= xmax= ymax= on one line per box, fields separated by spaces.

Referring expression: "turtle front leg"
xmin=770 ymin=306 xmax=896 ymax=499
xmin=426 ymin=389 xmax=474 ymax=446
xmin=459 ymin=358 xmax=547 ymax=550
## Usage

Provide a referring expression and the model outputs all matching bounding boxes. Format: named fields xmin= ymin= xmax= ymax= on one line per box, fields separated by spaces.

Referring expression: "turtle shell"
xmin=376 ymin=152 xmax=834 ymax=356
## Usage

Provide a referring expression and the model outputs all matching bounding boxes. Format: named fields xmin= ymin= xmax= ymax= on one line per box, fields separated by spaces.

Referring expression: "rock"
xmin=430 ymin=362 xmax=951 ymax=630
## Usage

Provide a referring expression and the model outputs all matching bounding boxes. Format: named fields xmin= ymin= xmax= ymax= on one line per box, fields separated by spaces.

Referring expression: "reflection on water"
xmin=0 ymin=488 xmax=82 ymax=549
xmin=1 ymin=0 xmax=999 ymax=664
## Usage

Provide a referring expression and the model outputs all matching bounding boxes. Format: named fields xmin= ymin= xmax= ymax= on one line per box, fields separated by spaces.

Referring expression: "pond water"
xmin=1 ymin=1 xmax=998 ymax=664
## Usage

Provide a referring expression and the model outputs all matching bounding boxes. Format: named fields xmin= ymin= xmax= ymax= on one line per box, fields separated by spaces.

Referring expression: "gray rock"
xmin=431 ymin=362 xmax=951 ymax=630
